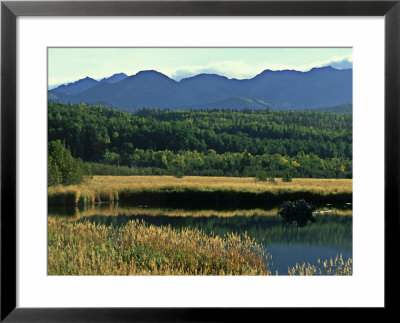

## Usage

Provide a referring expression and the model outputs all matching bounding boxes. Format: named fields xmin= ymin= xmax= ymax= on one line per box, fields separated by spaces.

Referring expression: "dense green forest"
xmin=48 ymin=102 xmax=352 ymax=178
xmin=48 ymin=139 xmax=92 ymax=186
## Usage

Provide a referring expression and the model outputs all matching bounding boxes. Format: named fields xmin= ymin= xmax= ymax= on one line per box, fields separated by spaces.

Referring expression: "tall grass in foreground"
xmin=48 ymin=217 xmax=270 ymax=275
xmin=48 ymin=217 xmax=352 ymax=276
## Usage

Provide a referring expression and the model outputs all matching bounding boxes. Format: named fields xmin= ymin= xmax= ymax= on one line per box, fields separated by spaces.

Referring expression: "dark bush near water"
xmin=278 ymin=199 xmax=316 ymax=227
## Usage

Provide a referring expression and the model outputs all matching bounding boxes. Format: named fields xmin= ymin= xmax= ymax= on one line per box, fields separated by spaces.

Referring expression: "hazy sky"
xmin=48 ymin=47 xmax=352 ymax=87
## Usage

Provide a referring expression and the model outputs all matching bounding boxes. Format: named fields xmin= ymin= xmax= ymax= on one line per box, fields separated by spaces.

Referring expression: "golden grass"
xmin=288 ymin=254 xmax=352 ymax=276
xmin=48 ymin=217 xmax=270 ymax=276
xmin=84 ymin=176 xmax=353 ymax=193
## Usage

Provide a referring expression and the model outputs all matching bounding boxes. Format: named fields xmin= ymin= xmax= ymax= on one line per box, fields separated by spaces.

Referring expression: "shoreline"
xmin=48 ymin=175 xmax=353 ymax=208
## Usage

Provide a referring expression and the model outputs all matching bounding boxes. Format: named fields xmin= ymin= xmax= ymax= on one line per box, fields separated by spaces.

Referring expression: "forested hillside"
xmin=48 ymin=102 xmax=352 ymax=178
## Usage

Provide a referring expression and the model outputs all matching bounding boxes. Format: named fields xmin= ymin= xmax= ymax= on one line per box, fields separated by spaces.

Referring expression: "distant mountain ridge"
xmin=313 ymin=103 xmax=352 ymax=114
xmin=49 ymin=67 xmax=352 ymax=110
xmin=51 ymin=76 xmax=98 ymax=95
xmin=51 ymin=73 xmax=128 ymax=95
xmin=100 ymin=72 xmax=128 ymax=84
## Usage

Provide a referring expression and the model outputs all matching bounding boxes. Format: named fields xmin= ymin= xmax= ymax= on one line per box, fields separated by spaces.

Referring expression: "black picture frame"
xmin=1 ymin=0 xmax=399 ymax=321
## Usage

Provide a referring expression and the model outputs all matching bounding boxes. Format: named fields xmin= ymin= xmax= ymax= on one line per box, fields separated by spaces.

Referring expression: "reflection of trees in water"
xmin=77 ymin=213 xmax=352 ymax=249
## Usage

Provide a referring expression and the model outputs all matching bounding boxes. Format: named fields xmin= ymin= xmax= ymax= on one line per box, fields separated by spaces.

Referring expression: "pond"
xmin=48 ymin=203 xmax=352 ymax=275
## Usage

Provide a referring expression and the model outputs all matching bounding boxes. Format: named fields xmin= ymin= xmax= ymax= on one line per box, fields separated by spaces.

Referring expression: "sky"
xmin=48 ymin=47 xmax=352 ymax=88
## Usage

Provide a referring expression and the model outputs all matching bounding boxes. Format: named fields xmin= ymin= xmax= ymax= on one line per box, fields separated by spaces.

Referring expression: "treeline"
xmin=48 ymin=102 xmax=352 ymax=178
xmin=89 ymin=149 xmax=351 ymax=179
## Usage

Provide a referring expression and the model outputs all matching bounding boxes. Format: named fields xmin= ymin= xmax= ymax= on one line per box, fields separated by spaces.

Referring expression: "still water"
xmin=49 ymin=203 xmax=352 ymax=274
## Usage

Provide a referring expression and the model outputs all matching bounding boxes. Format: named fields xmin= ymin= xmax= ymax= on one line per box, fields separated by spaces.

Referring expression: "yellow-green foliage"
xmin=288 ymin=254 xmax=352 ymax=276
xmin=48 ymin=217 xmax=270 ymax=276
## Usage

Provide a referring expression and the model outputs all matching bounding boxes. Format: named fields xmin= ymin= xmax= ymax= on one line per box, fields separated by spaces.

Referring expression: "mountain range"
xmin=48 ymin=67 xmax=352 ymax=111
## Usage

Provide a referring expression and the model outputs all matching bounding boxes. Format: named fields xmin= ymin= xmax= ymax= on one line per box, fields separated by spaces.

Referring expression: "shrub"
xmin=172 ymin=168 xmax=184 ymax=178
xmin=277 ymin=199 xmax=316 ymax=227
xmin=255 ymin=171 xmax=277 ymax=183
xmin=282 ymin=169 xmax=292 ymax=182
xmin=255 ymin=171 xmax=268 ymax=182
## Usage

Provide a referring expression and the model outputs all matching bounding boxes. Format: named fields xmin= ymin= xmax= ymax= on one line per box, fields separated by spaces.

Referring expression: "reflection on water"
xmin=48 ymin=202 xmax=352 ymax=219
xmin=49 ymin=202 xmax=352 ymax=275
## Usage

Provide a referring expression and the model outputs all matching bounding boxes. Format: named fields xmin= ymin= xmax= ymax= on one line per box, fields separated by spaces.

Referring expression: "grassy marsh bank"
xmin=48 ymin=176 xmax=353 ymax=208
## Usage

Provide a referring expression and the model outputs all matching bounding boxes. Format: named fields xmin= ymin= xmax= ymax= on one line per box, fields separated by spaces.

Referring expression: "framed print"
xmin=1 ymin=0 xmax=399 ymax=321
